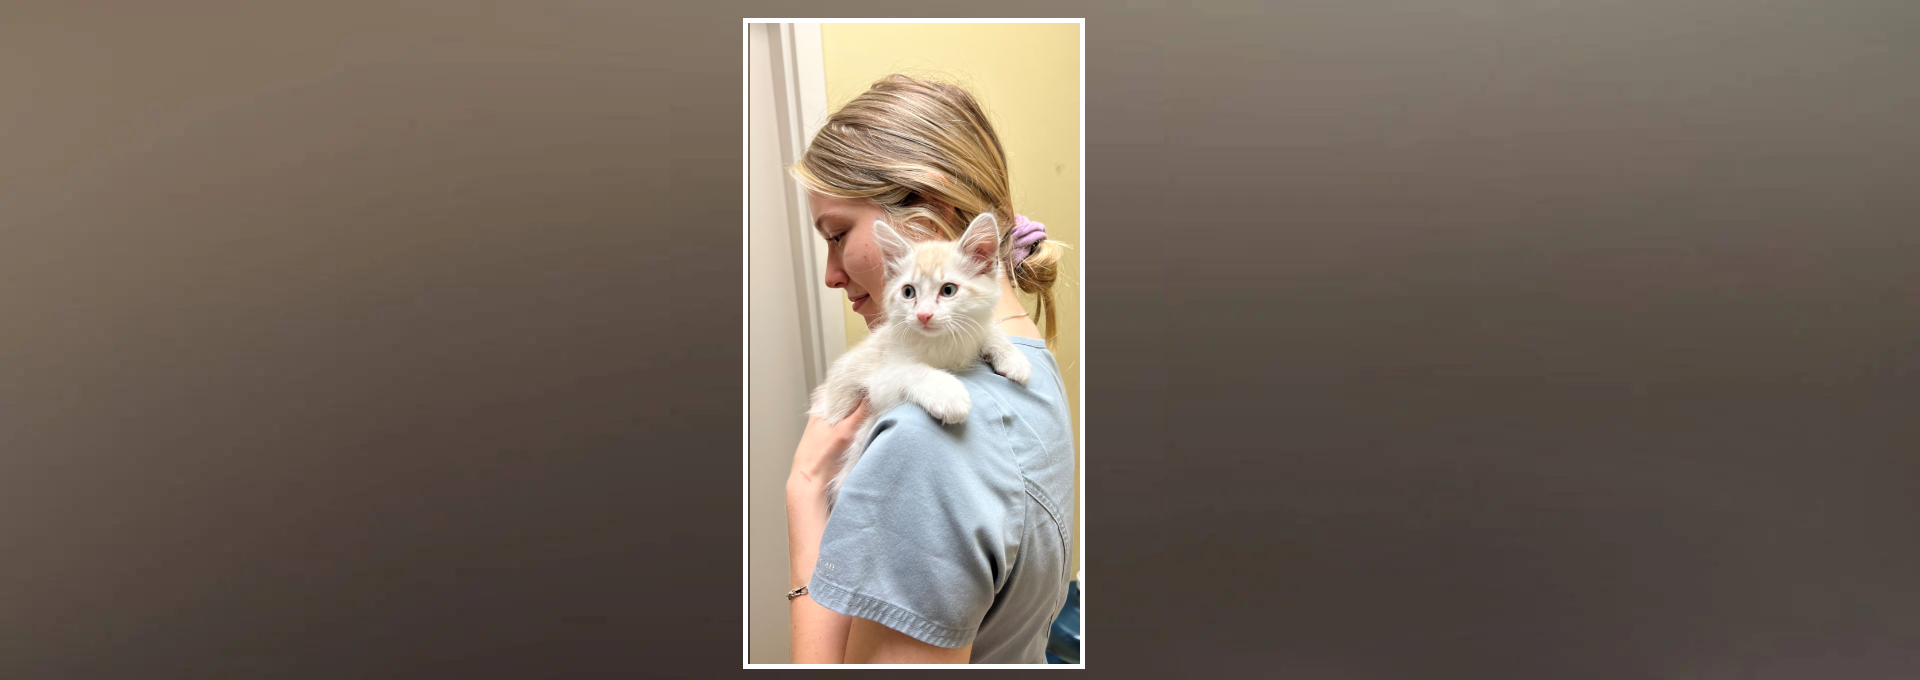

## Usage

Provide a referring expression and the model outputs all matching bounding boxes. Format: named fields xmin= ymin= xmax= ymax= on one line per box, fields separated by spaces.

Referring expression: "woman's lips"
xmin=850 ymin=293 xmax=871 ymax=312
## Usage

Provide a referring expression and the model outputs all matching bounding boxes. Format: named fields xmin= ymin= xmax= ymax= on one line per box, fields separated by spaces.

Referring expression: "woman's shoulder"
xmin=866 ymin=344 xmax=1064 ymax=451
xmin=855 ymin=395 xmax=1019 ymax=485
xmin=846 ymin=340 xmax=1072 ymax=502
xmin=964 ymin=337 xmax=1071 ymax=438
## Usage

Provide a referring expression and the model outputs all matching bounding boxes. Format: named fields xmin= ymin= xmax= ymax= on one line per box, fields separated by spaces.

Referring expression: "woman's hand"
xmin=789 ymin=402 xmax=870 ymax=490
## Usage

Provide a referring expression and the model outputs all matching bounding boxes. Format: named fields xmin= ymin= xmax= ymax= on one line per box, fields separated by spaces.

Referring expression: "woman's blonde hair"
xmin=791 ymin=74 xmax=1065 ymax=349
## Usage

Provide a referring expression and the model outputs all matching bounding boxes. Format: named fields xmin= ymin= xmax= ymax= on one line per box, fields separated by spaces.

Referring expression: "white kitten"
xmin=808 ymin=212 xmax=1033 ymax=507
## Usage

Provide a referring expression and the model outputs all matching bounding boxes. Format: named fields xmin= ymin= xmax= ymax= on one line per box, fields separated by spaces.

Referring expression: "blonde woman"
xmin=784 ymin=75 xmax=1075 ymax=664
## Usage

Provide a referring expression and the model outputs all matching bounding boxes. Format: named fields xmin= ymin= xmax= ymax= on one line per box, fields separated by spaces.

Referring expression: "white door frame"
xmin=763 ymin=23 xmax=843 ymax=387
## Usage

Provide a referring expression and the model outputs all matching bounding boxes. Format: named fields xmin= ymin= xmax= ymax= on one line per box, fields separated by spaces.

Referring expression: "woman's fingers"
xmin=793 ymin=400 xmax=871 ymax=484
xmin=830 ymin=400 xmax=870 ymax=443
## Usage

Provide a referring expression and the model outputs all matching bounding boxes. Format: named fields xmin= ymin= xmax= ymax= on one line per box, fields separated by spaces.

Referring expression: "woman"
xmin=784 ymin=74 xmax=1076 ymax=664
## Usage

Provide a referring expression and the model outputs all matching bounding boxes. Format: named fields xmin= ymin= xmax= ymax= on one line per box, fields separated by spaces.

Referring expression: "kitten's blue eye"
xmin=940 ymin=283 xmax=957 ymax=297
xmin=901 ymin=285 xmax=915 ymax=299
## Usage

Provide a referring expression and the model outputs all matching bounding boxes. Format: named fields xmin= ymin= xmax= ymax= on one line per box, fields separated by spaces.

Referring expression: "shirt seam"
xmin=1024 ymin=477 xmax=1071 ymax=577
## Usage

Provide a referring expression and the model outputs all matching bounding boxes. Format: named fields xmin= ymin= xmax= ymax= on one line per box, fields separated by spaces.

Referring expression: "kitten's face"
xmin=886 ymin=245 xmax=999 ymax=337
xmin=871 ymin=213 xmax=1003 ymax=340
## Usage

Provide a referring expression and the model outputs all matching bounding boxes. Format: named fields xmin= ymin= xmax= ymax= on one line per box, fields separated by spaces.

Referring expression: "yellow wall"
xmin=820 ymin=23 xmax=1082 ymax=576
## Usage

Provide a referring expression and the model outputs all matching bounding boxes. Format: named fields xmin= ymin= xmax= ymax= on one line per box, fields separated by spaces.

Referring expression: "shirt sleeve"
xmin=807 ymin=400 xmax=1019 ymax=649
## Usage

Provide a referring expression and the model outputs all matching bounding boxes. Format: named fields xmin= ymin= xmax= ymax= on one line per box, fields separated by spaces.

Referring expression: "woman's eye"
xmin=940 ymin=283 xmax=957 ymax=297
xmin=901 ymin=285 xmax=915 ymax=299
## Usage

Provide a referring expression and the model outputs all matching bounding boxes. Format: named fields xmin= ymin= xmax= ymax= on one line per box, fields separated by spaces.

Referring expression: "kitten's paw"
xmin=910 ymin=375 xmax=972 ymax=425
xmin=991 ymin=350 xmax=1032 ymax=386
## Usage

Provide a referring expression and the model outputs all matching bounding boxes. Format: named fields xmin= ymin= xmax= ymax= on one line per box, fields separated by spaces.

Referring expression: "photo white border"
xmin=743 ymin=18 xmax=1086 ymax=670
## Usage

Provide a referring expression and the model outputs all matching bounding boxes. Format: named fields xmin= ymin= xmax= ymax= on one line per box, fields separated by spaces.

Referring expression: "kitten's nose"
xmin=917 ymin=311 xmax=933 ymax=325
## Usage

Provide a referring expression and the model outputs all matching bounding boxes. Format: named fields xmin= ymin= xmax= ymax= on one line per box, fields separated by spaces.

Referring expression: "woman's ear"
xmin=870 ymin=220 xmax=914 ymax=276
xmin=957 ymin=212 xmax=1000 ymax=275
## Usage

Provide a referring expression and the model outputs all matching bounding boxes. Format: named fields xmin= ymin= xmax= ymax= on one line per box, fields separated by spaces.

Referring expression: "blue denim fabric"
xmin=1044 ymin=580 xmax=1081 ymax=664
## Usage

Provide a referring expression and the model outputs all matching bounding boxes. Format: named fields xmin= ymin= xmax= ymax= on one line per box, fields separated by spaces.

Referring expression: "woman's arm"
xmin=845 ymin=618 xmax=972 ymax=663
xmin=787 ymin=406 xmax=863 ymax=663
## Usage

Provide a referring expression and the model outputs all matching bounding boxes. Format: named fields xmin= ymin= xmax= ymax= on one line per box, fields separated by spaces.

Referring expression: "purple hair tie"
xmin=1008 ymin=214 xmax=1048 ymax=267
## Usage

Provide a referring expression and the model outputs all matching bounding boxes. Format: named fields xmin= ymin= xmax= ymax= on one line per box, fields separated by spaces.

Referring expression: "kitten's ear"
xmin=957 ymin=211 xmax=1000 ymax=276
xmin=870 ymin=220 xmax=914 ymax=274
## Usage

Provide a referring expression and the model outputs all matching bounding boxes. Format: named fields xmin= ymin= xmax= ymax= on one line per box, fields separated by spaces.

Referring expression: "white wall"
xmin=745 ymin=22 xmax=806 ymax=665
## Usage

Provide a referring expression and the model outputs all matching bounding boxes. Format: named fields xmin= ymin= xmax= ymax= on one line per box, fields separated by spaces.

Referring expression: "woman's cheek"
xmin=847 ymin=245 xmax=882 ymax=291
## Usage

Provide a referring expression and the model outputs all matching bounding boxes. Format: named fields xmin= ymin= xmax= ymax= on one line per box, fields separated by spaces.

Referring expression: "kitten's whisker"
xmin=949 ymin=314 xmax=988 ymax=349
xmin=957 ymin=314 xmax=986 ymax=341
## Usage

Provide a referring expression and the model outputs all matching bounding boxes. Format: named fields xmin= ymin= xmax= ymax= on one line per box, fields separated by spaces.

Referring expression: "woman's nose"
xmin=823 ymin=250 xmax=847 ymax=289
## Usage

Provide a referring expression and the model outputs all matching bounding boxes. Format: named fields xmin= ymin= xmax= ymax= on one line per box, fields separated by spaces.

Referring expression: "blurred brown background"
xmin=6 ymin=0 xmax=1920 ymax=676
xmin=0 ymin=2 xmax=738 ymax=675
